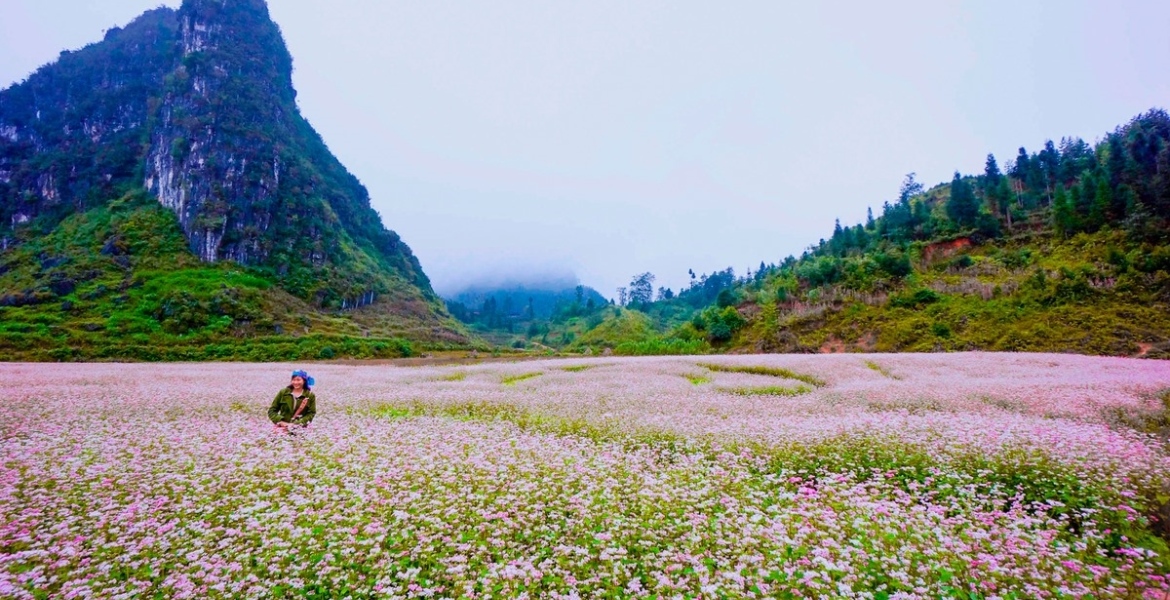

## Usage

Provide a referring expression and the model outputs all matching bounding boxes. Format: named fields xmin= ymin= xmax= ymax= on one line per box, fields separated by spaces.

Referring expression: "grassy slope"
xmin=731 ymin=228 xmax=1170 ymax=356
xmin=0 ymin=194 xmax=468 ymax=361
xmin=453 ymin=306 xmax=666 ymax=354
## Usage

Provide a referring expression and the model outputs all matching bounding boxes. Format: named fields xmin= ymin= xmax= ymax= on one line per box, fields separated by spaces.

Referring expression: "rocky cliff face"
xmin=0 ymin=8 xmax=179 ymax=235
xmin=0 ymin=0 xmax=435 ymax=309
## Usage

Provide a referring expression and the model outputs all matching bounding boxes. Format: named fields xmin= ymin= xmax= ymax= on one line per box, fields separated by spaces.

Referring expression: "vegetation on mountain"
xmin=0 ymin=191 xmax=463 ymax=360
xmin=0 ymin=0 xmax=467 ymax=359
xmin=552 ymin=109 xmax=1170 ymax=358
xmin=4 ymin=0 xmax=1168 ymax=361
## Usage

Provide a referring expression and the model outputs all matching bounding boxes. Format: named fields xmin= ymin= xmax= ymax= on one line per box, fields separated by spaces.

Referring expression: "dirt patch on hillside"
xmin=820 ymin=337 xmax=847 ymax=353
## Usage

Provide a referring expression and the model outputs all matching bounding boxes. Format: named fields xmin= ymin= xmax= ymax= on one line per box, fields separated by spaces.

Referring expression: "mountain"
xmin=443 ymin=280 xmax=610 ymax=349
xmin=0 ymin=0 xmax=467 ymax=360
xmin=446 ymin=282 xmax=608 ymax=321
xmin=580 ymin=109 xmax=1170 ymax=359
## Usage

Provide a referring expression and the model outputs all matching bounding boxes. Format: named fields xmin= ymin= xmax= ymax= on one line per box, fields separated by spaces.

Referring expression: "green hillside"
xmin=0 ymin=0 xmax=471 ymax=360
xmin=0 ymin=192 xmax=463 ymax=361
xmin=557 ymin=109 xmax=1170 ymax=358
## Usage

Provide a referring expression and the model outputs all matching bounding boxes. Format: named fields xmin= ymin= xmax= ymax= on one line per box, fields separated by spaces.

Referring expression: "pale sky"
xmin=3 ymin=1 xmax=1169 ymax=298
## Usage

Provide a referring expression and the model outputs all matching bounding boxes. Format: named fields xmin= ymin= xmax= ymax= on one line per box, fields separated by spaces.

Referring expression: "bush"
xmin=949 ymin=255 xmax=974 ymax=269
xmin=716 ymin=288 xmax=737 ymax=308
xmin=392 ymin=338 xmax=414 ymax=358
xmin=889 ymin=288 xmax=941 ymax=309
xmin=874 ymin=251 xmax=913 ymax=278
xmin=693 ymin=305 xmax=747 ymax=343
xmin=708 ymin=321 xmax=733 ymax=342
xmin=796 ymin=256 xmax=843 ymax=287
xmin=999 ymin=248 xmax=1033 ymax=269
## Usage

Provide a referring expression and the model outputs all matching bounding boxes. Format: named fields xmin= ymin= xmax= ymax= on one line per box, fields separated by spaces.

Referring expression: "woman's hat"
xmin=291 ymin=369 xmax=316 ymax=387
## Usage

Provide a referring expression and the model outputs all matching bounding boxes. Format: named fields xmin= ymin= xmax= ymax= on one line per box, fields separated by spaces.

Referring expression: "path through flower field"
xmin=2 ymin=353 xmax=1170 ymax=598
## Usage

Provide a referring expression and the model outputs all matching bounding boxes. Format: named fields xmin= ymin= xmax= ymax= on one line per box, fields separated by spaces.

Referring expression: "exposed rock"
xmin=0 ymin=0 xmax=439 ymax=313
xmin=48 ymin=277 xmax=76 ymax=297
xmin=100 ymin=236 xmax=126 ymax=256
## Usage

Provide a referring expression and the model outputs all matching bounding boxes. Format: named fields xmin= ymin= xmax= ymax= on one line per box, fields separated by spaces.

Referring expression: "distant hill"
xmin=440 ymin=279 xmax=609 ymax=349
xmin=446 ymin=282 xmax=608 ymax=321
xmin=0 ymin=0 xmax=466 ymax=360
xmin=575 ymin=109 xmax=1170 ymax=358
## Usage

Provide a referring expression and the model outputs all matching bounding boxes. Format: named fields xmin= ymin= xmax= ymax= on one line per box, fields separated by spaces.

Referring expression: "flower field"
xmin=2 ymin=353 xmax=1170 ymax=599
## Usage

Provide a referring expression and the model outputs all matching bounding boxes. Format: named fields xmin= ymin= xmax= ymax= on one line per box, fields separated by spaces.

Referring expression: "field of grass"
xmin=2 ymin=353 xmax=1169 ymax=598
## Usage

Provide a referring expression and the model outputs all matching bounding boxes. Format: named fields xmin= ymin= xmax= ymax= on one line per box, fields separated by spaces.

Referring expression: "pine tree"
xmin=1039 ymin=140 xmax=1061 ymax=204
xmin=1087 ymin=178 xmax=1108 ymax=231
xmin=1011 ymin=147 xmax=1031 ymax=207
xmin=1069 ymin=186 xmax=1083 ymax=232
xmin=1052 ymin=186 xmax=1076 ymax=236
xmin=912 ymin=200 xmax=930 ymax=238
xmin=1095 ymin=176 xmax=1116 ymax=223
xmin=1058 ymin=137 xmax=1094 ymax=182
xmin=996 ymin=177 xmax=1014 ymax=229
xmin=877 ymin=202 xmax=892 ymax=238
xmin=899 ymin=173 xmax=924 ymax=204
xmin=1078 ymin=172 xmax=1098 ymax=225
xmin=854 ymin=225 xmax=870 ymax=250
xmin=1026 ymin=156 xmax=1048 ymax=208
xmin=1153 ymin=142 xmax=1170 ymax=217
xmin=946 ymin=172 xmax=979 ymax=228
xmin=984 ymin=153 xmax=1002 ymax=187
xmin=983 ymin=154 xmax=1003 ymax=217
xmin=1118 ymin=184 xmax=1139 ymax=217
xmin=1010 ymin=148 xmax=1030 ymax=180
xmin=1106 ymin=134 xmax=1126 ymax=188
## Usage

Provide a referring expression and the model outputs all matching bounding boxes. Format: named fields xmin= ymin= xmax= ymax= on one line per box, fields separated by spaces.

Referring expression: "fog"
xmin=4 ymin=0 xmax=1169 ymax=298
xmin=431 ymin=266 xmax=582 ymax=299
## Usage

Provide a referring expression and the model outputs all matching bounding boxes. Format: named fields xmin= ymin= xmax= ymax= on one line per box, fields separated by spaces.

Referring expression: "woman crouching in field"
xmin=269 ymin=370 xmax=317 ymax=434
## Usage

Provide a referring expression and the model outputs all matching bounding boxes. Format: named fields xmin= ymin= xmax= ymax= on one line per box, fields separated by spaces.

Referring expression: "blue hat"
xmin=291 ymin=370 xmax=316 ymax=387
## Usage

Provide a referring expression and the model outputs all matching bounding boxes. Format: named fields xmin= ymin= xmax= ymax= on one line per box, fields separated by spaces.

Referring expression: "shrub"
xmin=874 ymin=251 xmax=913 ymax=278
xmin=889 ymin=288 xmax=942 ymax=309
xmin=949 ymin=255 xmax=974 ymax=269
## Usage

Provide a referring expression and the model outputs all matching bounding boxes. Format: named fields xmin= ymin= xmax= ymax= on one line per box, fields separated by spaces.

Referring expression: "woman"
xmin=269 ymin=370 xmax=317 ymax=432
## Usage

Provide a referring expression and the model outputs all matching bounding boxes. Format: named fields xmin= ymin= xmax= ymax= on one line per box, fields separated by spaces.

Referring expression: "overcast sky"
xmin=3 ymin=1 xmax=1169 ymax=298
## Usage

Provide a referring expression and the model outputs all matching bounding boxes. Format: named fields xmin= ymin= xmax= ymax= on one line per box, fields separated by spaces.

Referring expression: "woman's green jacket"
xmin=268 ymin=388 xmax=317 ymax=425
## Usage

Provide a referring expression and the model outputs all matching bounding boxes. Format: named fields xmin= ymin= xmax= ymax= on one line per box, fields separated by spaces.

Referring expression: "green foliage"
xmin=614 ymin=338 xmax=709 ymax=356
xmin=573 ymin=307 xmax=657 ymax=350
xmin=697 ymin=363 xmax=827 ymax=387
xmin=889 ymin=288 xmax=942 ymax=309
xmin=692 ymin=306 xmax=746 ymax=343
xmin=0 ymin=201 xmax=432 ymax=361
xmin=873 ymin=250 xmax=913 ymax=279
xmin=501 ymin=372 xmax=543 ymax=385
xmin=715 ymin=288 xmax=737 ymax=308
xmin=796 ymin=256 xmax=843 ymax=287
xmin=581 ymin=183 xmax=1160 ymax=357
xmin=720 ymin=385 xmax=813 ymax=397
xmin=0 ymin=1 xmax=445 ymax=317
xmin=864 ymin=361 xmax=901 ymax=379
xmin=946 ymin=172 xmax=980 ymax=228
